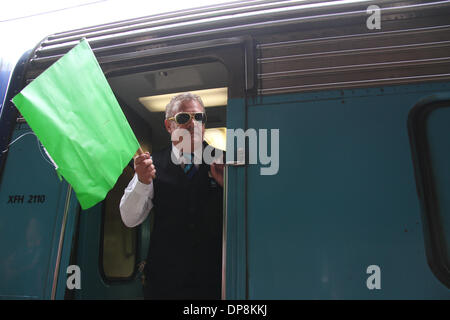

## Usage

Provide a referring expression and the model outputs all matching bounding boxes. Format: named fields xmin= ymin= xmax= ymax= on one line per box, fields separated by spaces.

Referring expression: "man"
xmin=120 ymin=93 xmax=224 ymax=299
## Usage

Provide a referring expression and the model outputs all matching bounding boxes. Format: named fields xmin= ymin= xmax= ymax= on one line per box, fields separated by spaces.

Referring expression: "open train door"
xmin=71 ymin=166 xmax=150 ymax=299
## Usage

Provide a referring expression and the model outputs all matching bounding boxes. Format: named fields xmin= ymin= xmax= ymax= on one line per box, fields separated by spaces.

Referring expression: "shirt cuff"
xmin=134 ymin=178 xmax=153 ymax=196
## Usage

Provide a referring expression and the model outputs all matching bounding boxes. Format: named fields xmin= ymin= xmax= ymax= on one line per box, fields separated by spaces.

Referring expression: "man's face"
xmin=165 ymin=99 xmax=205 ymax=152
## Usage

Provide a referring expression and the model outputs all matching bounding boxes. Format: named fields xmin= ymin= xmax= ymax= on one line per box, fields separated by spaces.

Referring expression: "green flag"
xmin=12 ymin=39 xmax=140 ymax=210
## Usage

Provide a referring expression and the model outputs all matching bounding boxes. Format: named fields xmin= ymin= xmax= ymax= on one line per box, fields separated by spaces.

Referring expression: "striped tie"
xmin=183 ymin=153 xmax=197 ymax=178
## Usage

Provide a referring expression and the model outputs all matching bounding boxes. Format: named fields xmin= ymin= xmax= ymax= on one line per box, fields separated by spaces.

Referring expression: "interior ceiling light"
xmin=204 ymin=127 xmax=226 ymax=152
xmin=139 ymin=87 xmax=228 ymax=112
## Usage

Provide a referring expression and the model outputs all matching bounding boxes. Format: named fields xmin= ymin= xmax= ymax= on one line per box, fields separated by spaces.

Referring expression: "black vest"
xmin=144 ymin=146 xmax=223 ymax=299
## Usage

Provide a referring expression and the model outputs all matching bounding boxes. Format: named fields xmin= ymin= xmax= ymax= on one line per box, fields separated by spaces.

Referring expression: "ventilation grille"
xmin=256 ymin=2 xmax=450 ymax=94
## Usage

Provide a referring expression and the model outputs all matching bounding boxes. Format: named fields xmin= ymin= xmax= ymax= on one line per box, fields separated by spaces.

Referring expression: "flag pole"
xmin=136 ymin=147 xmax=144 ymax=156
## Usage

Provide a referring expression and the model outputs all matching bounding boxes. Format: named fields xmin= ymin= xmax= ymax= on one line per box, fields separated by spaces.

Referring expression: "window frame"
xmin=408 ymin=96 xmax=450 ymax=289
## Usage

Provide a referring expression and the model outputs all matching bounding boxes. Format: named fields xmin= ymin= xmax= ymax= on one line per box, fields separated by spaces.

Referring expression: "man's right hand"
xmin=134 ymin=152 xmax=156 ymax=184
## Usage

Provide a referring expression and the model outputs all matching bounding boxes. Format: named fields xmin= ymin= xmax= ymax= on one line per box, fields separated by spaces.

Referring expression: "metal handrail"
xmin=50 ymin=184 xmax=72 ymax=300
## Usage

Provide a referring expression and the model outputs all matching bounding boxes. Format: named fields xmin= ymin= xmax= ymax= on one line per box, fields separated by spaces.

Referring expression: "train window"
xmin=408 ymin=98 xmax=450 ymax=289
xmin=102 ymin=165 xmax=137 ymax=279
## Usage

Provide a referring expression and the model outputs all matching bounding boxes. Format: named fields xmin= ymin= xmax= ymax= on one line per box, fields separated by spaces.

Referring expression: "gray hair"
xmin=165 ymin=92 xmax=205 ymax=119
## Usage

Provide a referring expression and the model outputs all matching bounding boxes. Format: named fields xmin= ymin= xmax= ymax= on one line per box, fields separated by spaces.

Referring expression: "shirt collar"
xmin=172 ymin=143 xmax=182 ymax=162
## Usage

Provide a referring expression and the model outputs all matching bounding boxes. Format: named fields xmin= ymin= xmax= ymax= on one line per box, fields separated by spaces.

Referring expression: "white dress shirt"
xmin=119 ymin=144 xmax=201 ymax=228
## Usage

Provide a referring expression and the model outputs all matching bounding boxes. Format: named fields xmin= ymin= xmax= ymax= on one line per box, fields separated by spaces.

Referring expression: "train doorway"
xmin=70 ymin=59 xmax=229 ymax=299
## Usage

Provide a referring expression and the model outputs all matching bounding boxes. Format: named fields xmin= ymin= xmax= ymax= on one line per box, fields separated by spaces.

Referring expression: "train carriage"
xmin=0 ymin=0 xmax=449 ymax=299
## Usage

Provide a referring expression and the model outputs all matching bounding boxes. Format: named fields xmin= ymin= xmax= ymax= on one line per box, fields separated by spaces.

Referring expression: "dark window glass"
xmin=102 ymin=166 xmax=136 ymax=279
